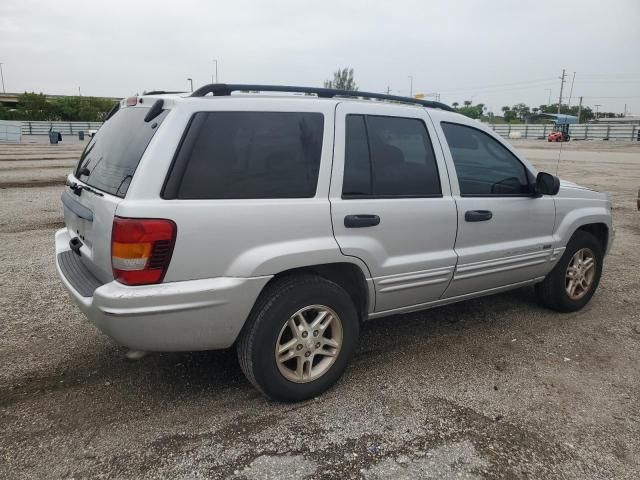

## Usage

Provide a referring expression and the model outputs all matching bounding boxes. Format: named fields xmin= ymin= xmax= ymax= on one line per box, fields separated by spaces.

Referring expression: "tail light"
xmin=111 ymin=217 xmax=177 ymax=286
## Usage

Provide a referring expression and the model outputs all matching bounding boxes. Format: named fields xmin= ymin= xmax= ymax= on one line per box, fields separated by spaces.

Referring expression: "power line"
xmin=436 ymin=76 xmax=557 ymax=93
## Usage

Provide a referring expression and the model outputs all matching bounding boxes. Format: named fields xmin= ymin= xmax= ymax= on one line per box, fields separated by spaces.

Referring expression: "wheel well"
xmin=269 ymin=263 xmax=370 ymax=321
xmin=576 ymin=223 xmax=609 ymax=253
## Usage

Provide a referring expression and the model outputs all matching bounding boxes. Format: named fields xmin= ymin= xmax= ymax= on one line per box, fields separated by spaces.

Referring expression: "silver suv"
xmin=56 ymin=84 xmax=613 ymax=401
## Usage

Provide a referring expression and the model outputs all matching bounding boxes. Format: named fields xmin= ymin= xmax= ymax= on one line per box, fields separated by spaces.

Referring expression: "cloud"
xmin=0 ymin=0 xmax=638 ymax=112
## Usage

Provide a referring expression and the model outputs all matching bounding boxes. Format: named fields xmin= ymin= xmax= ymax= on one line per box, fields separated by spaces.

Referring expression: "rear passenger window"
xmin=171 ymin=112 xmax=324 ymax=199
xmin=342 ymin=115 xmax=441 ymax=198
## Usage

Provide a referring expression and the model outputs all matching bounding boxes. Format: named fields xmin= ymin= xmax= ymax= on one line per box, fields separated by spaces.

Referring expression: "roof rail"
xmin=142 ymin=90 xmax=187 ymax=95
xmin=190 ymin=83 xmax=453 ymax=111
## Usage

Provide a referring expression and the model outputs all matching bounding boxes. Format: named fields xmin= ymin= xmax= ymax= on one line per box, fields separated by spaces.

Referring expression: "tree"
xmin=456 ymin=101 xmax=484 ymax=119
xmin=0 ymin=92 xmax=117 ymax=121
xmin=501 ymin=106 xmax=517 ymax=123
xmin=511 ymin=103 xmax=530 ymax=121
xmin=452 ymin=102 xmax=459 ymax=109
xmin=324 ymin=68 xmax=358 ymax=91
xmin=17 ymin=92 xmax=51 ymax=120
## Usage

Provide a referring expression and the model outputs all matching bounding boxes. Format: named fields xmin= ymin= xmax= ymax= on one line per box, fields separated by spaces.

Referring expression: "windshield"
xmin=75 ymin=106 xmax=168 ymax=197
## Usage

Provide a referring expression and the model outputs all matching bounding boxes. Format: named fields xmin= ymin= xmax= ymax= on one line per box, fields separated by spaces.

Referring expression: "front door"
xmin=435 ymin=120 xmax=556 ymax=298
xmin=329 ymin=102 xmax=458 ymax=313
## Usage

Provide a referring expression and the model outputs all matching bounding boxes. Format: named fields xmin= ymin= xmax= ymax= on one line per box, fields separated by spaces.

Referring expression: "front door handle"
xmin=465 ymin=210 xmax=493 ymax=222
xmin=344 ymin=214 xmax=380 ymax=228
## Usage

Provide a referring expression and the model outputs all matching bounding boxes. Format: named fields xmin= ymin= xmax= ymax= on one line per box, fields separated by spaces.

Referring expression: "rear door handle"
xmin=465 ymin=210 xmax=493 ymax=222
xmin=344 ymin=214 xmax=380 ymax=228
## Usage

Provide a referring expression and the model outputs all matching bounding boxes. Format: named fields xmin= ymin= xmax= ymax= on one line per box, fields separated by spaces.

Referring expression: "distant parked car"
xmin=55 ymin=84 xmax=613 ymax=401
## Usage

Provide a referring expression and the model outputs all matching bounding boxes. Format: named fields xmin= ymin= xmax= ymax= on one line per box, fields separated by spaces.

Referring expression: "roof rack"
xmin=190 ymin=83 xmax=453 ymax=111
xmin=142 ymin=90 xmax=187 ymax=95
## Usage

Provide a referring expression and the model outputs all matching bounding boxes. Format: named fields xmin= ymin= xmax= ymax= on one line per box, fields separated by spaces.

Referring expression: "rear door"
xmin=62 ymin=103 xmax=168 ymax=283
xmin=329 ymin=102 xmax=458 ymax=313
xmin=434 ymin=119 xmax=556 ymax=298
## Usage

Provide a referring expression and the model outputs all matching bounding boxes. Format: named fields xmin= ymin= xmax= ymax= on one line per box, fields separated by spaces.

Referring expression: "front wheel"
xmin=237 ymin=275 xmax=359 ymax=402
xmin=536 ymin=230 xmax=603 ymax=312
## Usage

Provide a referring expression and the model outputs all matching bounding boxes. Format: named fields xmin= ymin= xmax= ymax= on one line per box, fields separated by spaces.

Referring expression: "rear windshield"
xmin=75 ymin=106 xmax=168 ymax=197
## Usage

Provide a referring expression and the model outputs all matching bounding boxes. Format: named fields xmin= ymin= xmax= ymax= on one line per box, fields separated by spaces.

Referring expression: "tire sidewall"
xmin=552 ymin=231 xmax=604 ymax=311
xmin=249 ymin=278 xmax=359 ymax=402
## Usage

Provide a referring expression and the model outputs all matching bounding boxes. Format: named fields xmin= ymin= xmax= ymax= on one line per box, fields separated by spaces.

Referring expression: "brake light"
xmin=126 ymin=96 xmax=138 ymax=106
xmin=111 ymin=217 xmax=176 ymax=286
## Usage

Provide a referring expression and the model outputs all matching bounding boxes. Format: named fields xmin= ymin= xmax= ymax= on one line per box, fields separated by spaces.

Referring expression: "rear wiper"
xmin=65 ymin=178 xmax=104 ymax=197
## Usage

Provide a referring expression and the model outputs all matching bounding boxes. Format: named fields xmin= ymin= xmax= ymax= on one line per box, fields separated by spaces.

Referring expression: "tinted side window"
xmin=343 ymin=115 xmax=372 ymax=196
xmin=343 ymin=115 xmax=441 ymax=197
xmin=441 ymin=122 xmax=531 ymax=196
xmin=174 ymin=112 xmax=324 ymax=199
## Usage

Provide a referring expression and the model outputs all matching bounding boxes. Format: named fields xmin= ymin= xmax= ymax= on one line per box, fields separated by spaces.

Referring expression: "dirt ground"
xmin=1 ymin=138 xmax=639 ymax=479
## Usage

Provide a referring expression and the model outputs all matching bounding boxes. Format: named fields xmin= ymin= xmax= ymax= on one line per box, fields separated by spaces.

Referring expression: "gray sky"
xmin=1 ymin=0 xmax=638 ymax=113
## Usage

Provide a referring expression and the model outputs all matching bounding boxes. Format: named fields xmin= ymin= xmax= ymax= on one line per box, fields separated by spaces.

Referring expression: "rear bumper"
xmin=55 ymin=228 xmax=271 ymax=351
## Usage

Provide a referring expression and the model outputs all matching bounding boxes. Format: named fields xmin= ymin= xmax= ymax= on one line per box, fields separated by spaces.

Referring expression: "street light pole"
xmin=187 ymin=78 xmax=193 ymax=92
xmin=409 ymin=76 xmax=413 ymax=97
xmin=0 ymin=63 xmax=5 ymax=93
xmin=212 ymin=59 xmax=218 ymax=83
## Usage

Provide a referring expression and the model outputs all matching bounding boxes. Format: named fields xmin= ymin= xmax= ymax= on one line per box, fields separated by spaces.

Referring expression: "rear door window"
xmin=342 ymin=114 xmax=441 ymax=197
xmin=167 ymin=112 xmax=324 ymax=199
xmin=76 ymin=106 xmax=168 ymax=197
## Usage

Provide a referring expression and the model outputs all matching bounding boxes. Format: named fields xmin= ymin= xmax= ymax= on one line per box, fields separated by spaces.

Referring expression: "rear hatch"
xmin=62 ymin=101 xmax=168 ymax=283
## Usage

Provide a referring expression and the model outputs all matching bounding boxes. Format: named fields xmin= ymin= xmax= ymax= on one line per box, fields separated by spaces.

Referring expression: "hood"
xmin=557 ymin=179 xmax=607 ymax=201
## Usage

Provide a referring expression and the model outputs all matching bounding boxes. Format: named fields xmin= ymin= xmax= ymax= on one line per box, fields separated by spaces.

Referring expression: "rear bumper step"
xmin=57 ymin=250 xmax=103 ymax=297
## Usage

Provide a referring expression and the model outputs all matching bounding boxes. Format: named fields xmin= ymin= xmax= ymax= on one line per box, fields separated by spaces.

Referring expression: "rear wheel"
xmin=536 ymin=230 xmax=603 ymax=312
xmin=237 ymin=275 xmax=359 ymax=402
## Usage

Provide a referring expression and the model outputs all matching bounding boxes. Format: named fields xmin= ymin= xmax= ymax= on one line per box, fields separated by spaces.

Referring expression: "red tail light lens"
xmin=111 ymin=217 xmax=177 ymax=286
xmin=126 ymin=96 xmax=138 ymax=106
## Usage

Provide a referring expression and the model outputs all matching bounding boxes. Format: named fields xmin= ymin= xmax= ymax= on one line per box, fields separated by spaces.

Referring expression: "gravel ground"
xmin=0 ymin=139 xmax=639 ymax=479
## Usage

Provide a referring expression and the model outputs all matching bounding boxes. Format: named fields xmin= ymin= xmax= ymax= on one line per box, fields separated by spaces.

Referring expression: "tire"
xmin=536 ymin=230 xmax=603 ymax=312
xmin=237 ymin=274 xmax=359 ymax=402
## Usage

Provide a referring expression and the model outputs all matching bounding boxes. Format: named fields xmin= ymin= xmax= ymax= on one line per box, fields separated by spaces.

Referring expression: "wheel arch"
xmin=554 ymin=206 xmax=612 ymax=256
xmin=575 ymin=222 xmax=609 ymax=254
xmin=259 ymin=262 xmax=374 ymax=322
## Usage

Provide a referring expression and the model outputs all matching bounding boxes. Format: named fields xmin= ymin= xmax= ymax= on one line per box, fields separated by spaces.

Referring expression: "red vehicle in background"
xmin=548 ymin=124 xmax=571 ymax=142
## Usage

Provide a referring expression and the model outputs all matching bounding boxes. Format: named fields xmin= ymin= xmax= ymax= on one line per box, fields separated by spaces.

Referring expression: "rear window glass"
xmin=75 ymin=106 xmax=168 ymax=197
xmin=168 ymin=111 xmax=324 ymax=199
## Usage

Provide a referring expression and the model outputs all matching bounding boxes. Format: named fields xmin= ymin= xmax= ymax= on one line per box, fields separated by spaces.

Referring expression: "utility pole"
xmin=546 ymin=88 xmax=552 ymax=105
xmin=594 ymin=104 xmax=601 ymax=120
xmin=409 ymin=76 xmax=413 ymax=97
xmin=386 ymin=85 xmax=390 ymax=95
xmin=187 ymin=78 xmax=193 ymax=92
xmin=0 ymin=62 xmax=5 ymax=93
xmin=577 ymin=96 xmax=583 ymax=123
xmin=212 ymin=59 xmax=218 ymax=83
xmin=567 ymin=71 xmax=576 ymax=109
xmin=557 ymin=68 xmax=566 ymax=115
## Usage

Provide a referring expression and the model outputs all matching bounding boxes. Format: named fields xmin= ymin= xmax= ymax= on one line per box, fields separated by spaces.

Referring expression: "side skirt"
xmin=367 ymin=276 xmax=545 ymax=320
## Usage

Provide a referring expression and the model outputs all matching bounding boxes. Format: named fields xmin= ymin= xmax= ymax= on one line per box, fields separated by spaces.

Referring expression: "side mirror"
xmin=535 ymin=172 xmax=560 ymax=196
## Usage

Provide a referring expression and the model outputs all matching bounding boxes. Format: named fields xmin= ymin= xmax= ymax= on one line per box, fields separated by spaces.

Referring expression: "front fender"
xmin=553 ymin=202 xmax=613 ymax=254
